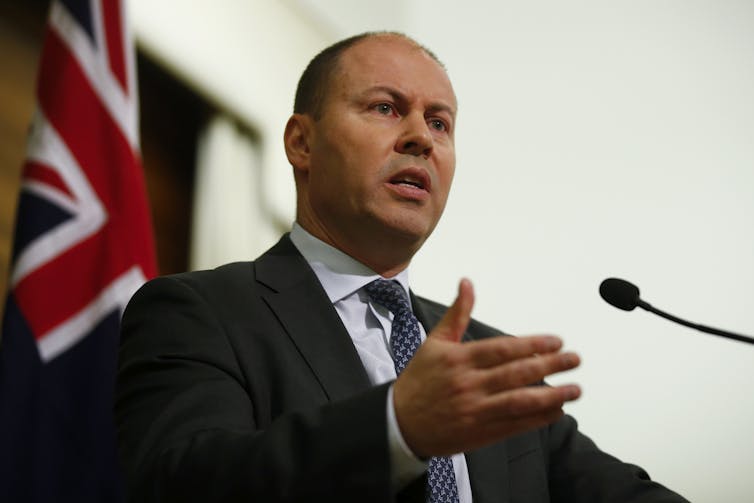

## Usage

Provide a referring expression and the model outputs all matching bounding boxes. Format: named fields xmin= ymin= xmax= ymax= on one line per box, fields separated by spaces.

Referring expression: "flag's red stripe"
xmin=14 ymin=229 xmax=116 ymax=339
xmin=38 ymin=26 xmax=155 ymax=276
xmin=102 ymin=0 xmax=128 ymax=94
xmin=14 ymin=26 xmax=156 ymax=338
xmin=22 ymin=160 xmax=75 ymax=199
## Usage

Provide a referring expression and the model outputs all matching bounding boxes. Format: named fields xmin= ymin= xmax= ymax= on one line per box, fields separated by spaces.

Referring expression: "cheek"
xmin=436 ymin=152 xmax=456 ymax=194
xmin=339 ymin=150 xmax=382 ymax=192
xmin=310 ymin=156 xmax=366 ymax=209
xmin=313 ymin=131 xmax=390 ymax=198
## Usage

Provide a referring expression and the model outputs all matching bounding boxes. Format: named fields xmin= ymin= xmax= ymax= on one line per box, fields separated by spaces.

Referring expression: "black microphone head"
xmin=599 ymin=277 xmax=641 ymax=311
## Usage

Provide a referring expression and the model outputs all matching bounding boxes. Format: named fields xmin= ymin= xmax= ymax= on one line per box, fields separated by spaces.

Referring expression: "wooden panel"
xmin=0 ymin=1 xmax=47 ymax=327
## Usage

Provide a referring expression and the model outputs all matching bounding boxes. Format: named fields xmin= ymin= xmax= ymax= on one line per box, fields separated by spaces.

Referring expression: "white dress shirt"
xmin=289 ymin=223 xmax=472 ymax=502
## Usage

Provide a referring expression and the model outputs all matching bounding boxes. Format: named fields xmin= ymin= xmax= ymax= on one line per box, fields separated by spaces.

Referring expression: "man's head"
xmin=293 ymin=32 xmax=445 ymax=120
xmin=284 ymin=32 xmax=457 ymax=276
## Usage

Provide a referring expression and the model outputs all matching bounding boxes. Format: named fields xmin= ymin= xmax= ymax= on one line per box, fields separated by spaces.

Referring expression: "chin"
xmin=380 ymin=217 xmax=435 ymax=245
xmin=364 ymin=203 xmax=440 ymax=243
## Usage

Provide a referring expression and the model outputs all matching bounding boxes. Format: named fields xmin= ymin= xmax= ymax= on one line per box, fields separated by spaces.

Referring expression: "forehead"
xmin=331 ymin=36 xmax=457 ymax=111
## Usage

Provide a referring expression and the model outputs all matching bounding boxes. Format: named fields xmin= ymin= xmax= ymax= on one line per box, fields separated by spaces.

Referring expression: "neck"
xmin=295 ymin=218 xmax=419 ymax=278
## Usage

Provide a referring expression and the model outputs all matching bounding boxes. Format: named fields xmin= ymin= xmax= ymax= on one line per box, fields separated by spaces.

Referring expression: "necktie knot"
xmin=365 ymin=279 xmax=411 ymax=316
xmin=364 ymin=279 xmax=417 ymax=374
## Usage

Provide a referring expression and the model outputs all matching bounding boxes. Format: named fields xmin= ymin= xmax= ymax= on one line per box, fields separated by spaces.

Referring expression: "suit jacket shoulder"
xmin=117 ymin=236 xmax=393 ymax=502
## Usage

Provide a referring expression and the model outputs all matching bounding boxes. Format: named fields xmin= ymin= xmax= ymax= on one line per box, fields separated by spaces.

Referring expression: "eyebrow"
xmin=359 ymin=85 xmax=457 ymax=118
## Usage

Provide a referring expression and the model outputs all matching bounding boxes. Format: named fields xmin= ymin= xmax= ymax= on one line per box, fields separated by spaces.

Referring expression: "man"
xmin=116 ymin=32 xmax=687 ymax=502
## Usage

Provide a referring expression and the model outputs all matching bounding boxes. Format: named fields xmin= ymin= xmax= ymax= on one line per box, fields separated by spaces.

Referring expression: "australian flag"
xmin=0 ymin=0 xmax=157 ymax=500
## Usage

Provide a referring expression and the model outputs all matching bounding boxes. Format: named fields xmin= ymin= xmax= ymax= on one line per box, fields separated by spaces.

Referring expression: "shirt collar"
xmin=289 ymin=223 xmax=411 ymax=304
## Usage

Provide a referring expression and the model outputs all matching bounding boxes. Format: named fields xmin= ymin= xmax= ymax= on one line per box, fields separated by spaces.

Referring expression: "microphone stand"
xmin=638 ymin=300 xmax=754 ymax=346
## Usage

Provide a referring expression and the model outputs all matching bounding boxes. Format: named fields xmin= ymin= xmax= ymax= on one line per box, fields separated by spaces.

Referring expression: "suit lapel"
xmin=254 ymin=238 xmax=514 ymax=500
xmin=255 ymin=235 xmax=372 ymax=402
xmin=465 ymin=445 xmax=510 ymax=503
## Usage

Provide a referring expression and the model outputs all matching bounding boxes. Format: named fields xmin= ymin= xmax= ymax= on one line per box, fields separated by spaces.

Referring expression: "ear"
xmin=284 ymin=114 xmax=313 ymax=174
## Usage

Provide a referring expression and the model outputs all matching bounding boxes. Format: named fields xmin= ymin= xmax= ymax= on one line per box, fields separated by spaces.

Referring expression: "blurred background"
xmin=2 ymin=1 xmax=752 ymax=500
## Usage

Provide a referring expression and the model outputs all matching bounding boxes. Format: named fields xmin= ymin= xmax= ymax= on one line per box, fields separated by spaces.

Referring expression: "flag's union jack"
xmin=0 ymin=0 xmax=156 ymax=500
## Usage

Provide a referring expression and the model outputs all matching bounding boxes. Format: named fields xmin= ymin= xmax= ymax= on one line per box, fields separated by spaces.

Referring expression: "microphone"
xmin=599 ymin=277 xmax=754 ymax=345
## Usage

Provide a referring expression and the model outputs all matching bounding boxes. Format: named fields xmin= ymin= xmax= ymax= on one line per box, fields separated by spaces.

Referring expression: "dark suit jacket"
xmin=115 ymin=235 xmax=687 ymax=502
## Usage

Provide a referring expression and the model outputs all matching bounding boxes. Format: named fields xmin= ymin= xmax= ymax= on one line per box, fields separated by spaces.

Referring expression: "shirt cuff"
xmin=387 ymin=383 xmax=428 ymax=491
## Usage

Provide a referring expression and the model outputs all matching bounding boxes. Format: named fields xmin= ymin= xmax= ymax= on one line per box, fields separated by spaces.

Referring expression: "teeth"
xmin=395 ymin=179 xmax=422 ymax=188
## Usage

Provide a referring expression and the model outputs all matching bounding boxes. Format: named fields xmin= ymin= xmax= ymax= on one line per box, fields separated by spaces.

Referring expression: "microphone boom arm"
xmin=638 ymin=300 xmax=754 ymax=345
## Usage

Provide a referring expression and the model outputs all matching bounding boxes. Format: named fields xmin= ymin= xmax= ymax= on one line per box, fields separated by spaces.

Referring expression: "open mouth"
xmin=388 ymin=169 xmax=430 ymax=192
xmin=391 ymin=178 xmax=424 ymax=189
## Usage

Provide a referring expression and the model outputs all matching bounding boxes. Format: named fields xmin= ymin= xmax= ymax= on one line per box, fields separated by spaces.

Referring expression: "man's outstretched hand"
xmin=393 ymin=278 xmax=581 ymax=458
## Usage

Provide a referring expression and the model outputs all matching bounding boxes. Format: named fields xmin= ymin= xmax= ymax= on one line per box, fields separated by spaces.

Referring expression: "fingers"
xmin=466 ymin=334 xmax=564 ymax=369
xmin=478 ymin=351 xmax=581 ymax=392
xmin=430 ymin=278 xmax=475 ymax=343
xmin=400 ymin=277 xmax=585 ymax=455
xmin=477 ymin=384 xmax=581 ymax=426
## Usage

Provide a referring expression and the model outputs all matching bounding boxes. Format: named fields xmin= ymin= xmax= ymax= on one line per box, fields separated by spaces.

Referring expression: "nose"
xmin=395 ymin=113 xmax=433 ymax=158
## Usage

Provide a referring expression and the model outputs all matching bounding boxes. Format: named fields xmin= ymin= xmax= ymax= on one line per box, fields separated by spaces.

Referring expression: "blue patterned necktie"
xmin=365 ymin=279 xmax=460 ymax=503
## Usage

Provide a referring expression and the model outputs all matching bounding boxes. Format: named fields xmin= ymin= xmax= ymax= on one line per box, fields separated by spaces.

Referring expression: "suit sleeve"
xmin=115 ymin=275 xmax=392 ymax=503
xmin=546 ymin=415 xmax=689 ymax=502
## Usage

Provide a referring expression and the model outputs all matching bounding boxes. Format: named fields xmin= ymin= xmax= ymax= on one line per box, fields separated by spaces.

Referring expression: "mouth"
xmin=388 ymin=168 xmax=431 ymax=193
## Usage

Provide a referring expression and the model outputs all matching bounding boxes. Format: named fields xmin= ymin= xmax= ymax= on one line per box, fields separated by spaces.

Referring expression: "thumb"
xmin=430 ymin=278 xmax=475 ymax=342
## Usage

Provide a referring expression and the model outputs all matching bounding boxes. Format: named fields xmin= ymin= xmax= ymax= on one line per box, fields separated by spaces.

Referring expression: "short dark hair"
xmin=293 ymin=31 xmax=444 ymax=119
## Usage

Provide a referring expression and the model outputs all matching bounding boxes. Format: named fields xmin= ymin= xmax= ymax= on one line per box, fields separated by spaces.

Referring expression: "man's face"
xmin=296 ymin=35 xmax=457 ymax=258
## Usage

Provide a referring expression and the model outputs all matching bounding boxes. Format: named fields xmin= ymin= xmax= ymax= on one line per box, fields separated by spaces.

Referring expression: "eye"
xmin=428 ymin=118 xmax=448 ymax=132
xmin=373 ymin=103 xmax=394 ymax=115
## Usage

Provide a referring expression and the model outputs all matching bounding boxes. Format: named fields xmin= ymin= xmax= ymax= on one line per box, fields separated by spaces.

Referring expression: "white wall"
xmin=131 ymin=1 xmax=754 ymax=501
xmin=412 ymin=3 xmax=754 ymax=501
xmin=128 ymin=0 xmax=338 ymax=229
